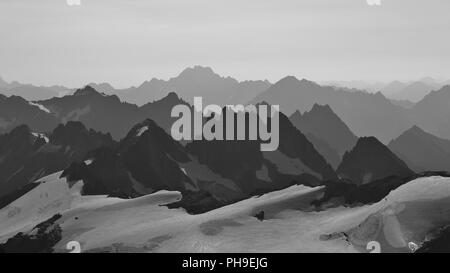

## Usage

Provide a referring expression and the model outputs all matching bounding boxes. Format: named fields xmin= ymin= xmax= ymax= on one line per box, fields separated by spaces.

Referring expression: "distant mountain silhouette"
xmin=389 ymin=81 xmax=434 ymax=103
xmin=0 ymin=94 xmax=59 ymax=134
xmin=419 ymin=77 xmax=442 ymax=88
xmin=337 ymin=137 xmax=413 ymax=184
xmin=325 ymin=78 xmax=445 ymax=98
xmin=389 ymin=99 xmax=415 ymax=109
xmin=87 ymin=82 xmax=116 ymax=94
xmin=388 ymin=126 xmax=450 ymax=172
xmin=0 ymin=122 xmax=115 ymax=199
xmin=0 ymin=77 xmax=70 ymax=101
xmin=115 ymin=66 xmax=271 ymax=106
xmin=252 ymin=76 xmax=411 ymax=143
xmin=410 ymin=85 xmax=450 ymax=140
xmin=38 ymin=86 xmax=138 ymax=139
xmin=322 ymin=80 xmax=385 ymax=93
xmin=289 ymin=104 xmax=357 ymax=156
xmin=381 ymin=80 xmax=407 ymax=96
xmin=36 ymin=86 xmax=187 ymax=140
xmin=2 ymin=85 xmax=59 ymax=101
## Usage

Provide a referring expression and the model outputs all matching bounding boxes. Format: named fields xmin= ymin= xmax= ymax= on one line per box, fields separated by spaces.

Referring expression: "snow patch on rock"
xmin=136 ymin=126 xmax=149 ymax=137
xmin=29 ymin=101 xmax=51 ymax=114
xmin=32 ymin=132 xmax=49 ymax=143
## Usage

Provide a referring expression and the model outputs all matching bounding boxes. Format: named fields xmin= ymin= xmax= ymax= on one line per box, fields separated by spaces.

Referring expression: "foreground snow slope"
xmin=1 ymin=174 xmax=450 ymax=253
xmin=0 ymin=172 xmax=124 ymax=241
xmin=344 ymin=176 xmax=450 ymax=252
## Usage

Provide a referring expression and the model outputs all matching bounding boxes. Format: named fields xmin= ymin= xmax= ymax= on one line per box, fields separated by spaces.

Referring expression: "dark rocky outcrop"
xmin=0 ymin=214 xmax=62 ymax=253
xmin=337 ymin=137 xmax=413 ymax=185
xmin=0 ymin=122 xmax=115 ymax=200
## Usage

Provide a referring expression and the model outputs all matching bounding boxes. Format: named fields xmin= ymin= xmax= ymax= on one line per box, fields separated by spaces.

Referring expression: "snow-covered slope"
xmin=0 ymin=172 xmax=123 ymax=242
xmin=1 ymin=174 xmax=450 ymax=253
xmin=343 ymin=176 xmax=450 ymax=252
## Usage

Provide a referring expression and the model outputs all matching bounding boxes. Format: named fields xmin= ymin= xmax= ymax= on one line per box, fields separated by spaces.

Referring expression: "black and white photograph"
xmin=1 ymin=0 xmax=450 ymax=259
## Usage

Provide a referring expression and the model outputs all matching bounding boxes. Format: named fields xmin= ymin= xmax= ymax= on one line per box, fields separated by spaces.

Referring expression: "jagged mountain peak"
xmin=157 ymin=91 xmax=181 ymax=103
xmin=1 ymin=94 xmax=28 ymax=103
xmin=180 ymin=65 xmax=215 ymax=75
xmin=337 ymin=136 xmax=413 ymax=184
xmin=374 ymin=91 xmax=387 ymax=99
xmin=134 ymin=118 xmax=160 ymax=130
xmin=404 ymin=125 xmax=426 ymax=135
xmin=441 ymin=84 xmax=450 ymax=91
xmin=119 ymin=66 xmax=269 ymax=106
xmin=121 ymin=119 xmax=182 ymax=153
xmin=50 ymin=121 xmax=89 ymax=142
xmin=388 ymin=125 xmax=450 ymax=172
xmin=57 ymin=120 xmax=88 ymax=131
xmin=125 ymin=119 xmax=160 ymax=138
xmin=50 ymin=121 xmax=115 ymax=150
xmin=177 ymin=65 xmax=233 ymax=82
xmin=269 ymin=76 xmax=321 ymax=91
xmin=309 ymin=103 xmax=334 ymax=114
xmin=275 ymin=75 xmax=301 ymax=86
xmin=140 ymin=91 xmax=185 ymax=108
xmin=137 ymin=77 xmax=167 ymax=89
xmin=299 ymin=78 xmax=318 ymax=86
xmin=409 ymin=84 xmax=450 ymax=140
xmin=420 ymin=85 xmax=450 ymax=101
xmin=291 ymin=110 xmax=302 ymax=119
xmin=87 ymin=82 xmax=115 ymax=93
xmin=290 ymin=103 xmax=357 ymax=156
xmin=73 ymin=85 xmax=103 ymax=96
xmin=356 ymin=136 xmax=381 ymax=145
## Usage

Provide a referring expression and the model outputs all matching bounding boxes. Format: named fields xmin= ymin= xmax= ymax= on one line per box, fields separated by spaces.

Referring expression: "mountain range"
xmin=252 ymin=76 xmax=412 ymax=143
xmin=289 ymin=104 xmax=357 ymax=160
xmin=388 ymin=81 xmax=436 ymax=103
xmin=409 ymin=85 xmax=450 ymax=140
xmin=0 ymin=122 xmax=115 ymax=200
xmin=0 ymin=85 xmax=426 ymax=215
xmin=0 ymin=76 xmax=70 ymax=101
xmin=60 ymin=112 xmax=336 ymax=213
xmin=253 ymin=76 xmax=450 ymax=143
xmin=389 ymin=125 xmax=450 ymax=172
xmin=1 ymin=69 xmax=450 ymax=206
xmin=324 ymin=77 xmax=448 ymax=103
xmin=3 ymin=70 xmax=450 ymax=252
xmin=91 ymin=66 xmax=271 ymax=106
xmin=0 ymin=85 xmax=189 ymax=140
xmin=0 ymin=94 xmax=59 ymax=134
xmin=336 ymin=137 xmax=414 ymax=185
xmin=4 ymin=67 xmax=450 ymax=143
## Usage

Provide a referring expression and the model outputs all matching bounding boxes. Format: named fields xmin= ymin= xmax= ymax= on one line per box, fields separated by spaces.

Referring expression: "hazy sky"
xmin=1 ymin=0 xmax=450 ymax=88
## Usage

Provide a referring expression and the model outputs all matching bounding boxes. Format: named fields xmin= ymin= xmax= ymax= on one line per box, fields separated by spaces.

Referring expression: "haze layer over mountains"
xmin=2 ymin=66 xmax=450 ymax=143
